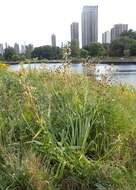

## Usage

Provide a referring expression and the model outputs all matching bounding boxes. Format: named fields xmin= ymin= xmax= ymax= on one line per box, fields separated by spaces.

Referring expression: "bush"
xmin=84 ymin=43 xmax=106 ymax=57
xmin=0 ymin=68 xmax=136 ymax=189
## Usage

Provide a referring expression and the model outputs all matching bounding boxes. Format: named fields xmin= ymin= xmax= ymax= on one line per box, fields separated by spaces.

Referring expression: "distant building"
xmin=0 ymin=44 xmax=4 ymax=55
xmin=25 ymin=44 xmax=34 ymax=58
xmin=111 ymin=24 xmax=128 ymax=42
xmin=102 ymin=31 xmax=111 ymax=44
xmin=21 ymin=45 xmax=26 ymax=54
xmin=61 ymin=42 xmax=64 ymax=48
xmin=14 ymin=43 xmax=20 ymax=54
xmin=82 ymin=5 xmax=98 ymax=47
xmin=71 ymin=22 xmax=79 ymax=42
xmin=51 ymin=34 xmax=56 ymax=47
xmin=5 ymin=42 xmax=8 ymax=49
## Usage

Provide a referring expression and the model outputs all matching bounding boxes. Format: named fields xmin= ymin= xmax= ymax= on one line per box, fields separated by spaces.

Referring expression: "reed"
xmin=0 ymin=67 xmax=136 ymax=189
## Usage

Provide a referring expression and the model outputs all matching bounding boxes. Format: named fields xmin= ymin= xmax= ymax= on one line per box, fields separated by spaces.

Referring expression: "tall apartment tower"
xmin=111 ymin=24 xmax=128 ymax=42
xmin=0 ymin=44 xmax=4 ymax=55
xmin=14 ymin=43 xmax=20 ymax=54
xmin=102 ymin=31 xmax=111 ymax=44
xmin=71 ymin=22 xmax=79 ymax=42
xmin=21 ymin=45 xmax=25 ymax=54
xmin=82 ymin=6 xmax=98 ymax=47
xmin=5 ymin=43 xmax=8 ymax=49
xmin=51 ymin=34 xmax=56 ymax=47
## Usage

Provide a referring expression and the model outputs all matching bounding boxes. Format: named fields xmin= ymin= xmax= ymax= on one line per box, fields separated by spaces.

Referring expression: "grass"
xmin=0 ymin=66 xmax=136 ymax=189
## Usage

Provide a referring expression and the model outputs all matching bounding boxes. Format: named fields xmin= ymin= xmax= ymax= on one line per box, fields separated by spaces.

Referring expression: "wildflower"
xmin=0 ymin=63 xmax=8 ymax=69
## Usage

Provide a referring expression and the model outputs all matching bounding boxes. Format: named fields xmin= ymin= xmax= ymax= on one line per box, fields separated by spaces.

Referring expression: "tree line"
xmin=1 ymin=30 xmax=136 ymax=61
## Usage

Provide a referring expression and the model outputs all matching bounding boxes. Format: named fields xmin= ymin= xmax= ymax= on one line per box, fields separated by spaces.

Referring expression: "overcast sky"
xmin=0 ymin=0 xmax=135 ymax=47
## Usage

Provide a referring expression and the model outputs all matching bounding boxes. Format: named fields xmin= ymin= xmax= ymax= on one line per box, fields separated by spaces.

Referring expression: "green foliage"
xmin=80 ymin=48 xmax=89 ymax=58
xmin=121 ymin=29 xmax=136 ymax=40
xmin=3 ymin=47 xmax=28 ymax=61
xmin=32 ymin=45 xmax=63 ymax=60
xmin=0 ymin=69 xmax=136 ymax=189
xmin=84 ymin=43 xmax=106 ymax=57
xmin=25 ymin=44 xmax=34 ymax=59
xmin=3 ymin=47 xmax=17 ymax=61
xmin=70 ymin=40 xmax=80 ymax=57
xmin=0 ymin=54 xmax=4 ymax=61
xmin=109 ymin=37 xmax=136 ymax=57
xmin=130 ymin=44 xmax=136 ymax=56
xmin=11 ymin=54 xmax=21 ymax=61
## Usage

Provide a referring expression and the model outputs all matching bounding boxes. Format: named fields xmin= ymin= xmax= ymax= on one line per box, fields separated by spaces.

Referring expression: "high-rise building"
xmin=14 ymin=43 xmax=20 ymax=54
xmin=0 ymin=44 xmax=4 ymax=55
xmin=102 ymin=31 xmax=111 ymax=44
xmin=51 ymin=34 xmax=56 ymax=47
xmin=25 ymin=44 xmax=34 ymax=58
xmin=71 ymin=22 xmax=79 ymax=42
xmin=61 ymin=42 xmax=64 ymax=48
xmin=21 ymin=45 xmax=26 ymax=54
xmin=5 ymin=43 xmax=8 ymax=49
xmin=111 ymin=24 xmax=128 ymax=42
xmin=82 ymin=5 xmax=98 ymax=47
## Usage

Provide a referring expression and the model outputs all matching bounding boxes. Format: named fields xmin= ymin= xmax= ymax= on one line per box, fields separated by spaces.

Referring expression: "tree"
xmin=3 ymin=47 xmax=17 ymax=61
xmin=55 ymin=47 xmax=63 ymax=59
xmin=121 ymin=29 xmax=136 ymax=40
xmin=32 ymin=46 xmax=52 ymax=59
xmin=25 ymin=44 xmax=34 ymax=59
xmin=70 ymin=40 xmax=80 ymax=57
xmin=11 ymin=54 xmax=20 ymax=61
xmin=84 ymin=43 xmax=106 ymax=57
xmin=52 ymin=47 xmax=63 ymax=59
xmin=102 ymin=44 xmax=110 ymax=56
xmin=0 ymin=54 xmax=4 ymax=61
xmin=130 ymin=44 xmax=136 ymax=56
xmin=32 ymin=46 xmax=63 ymax=60
xmin=109 ymin=37 xmax=136 ymax=57
xmin=80 ymin=49 xmax=88 ymax=58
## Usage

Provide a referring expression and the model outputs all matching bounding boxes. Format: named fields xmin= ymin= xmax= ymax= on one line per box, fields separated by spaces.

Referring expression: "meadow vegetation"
xmin=0 ymin=66 xmax=136 ymax=189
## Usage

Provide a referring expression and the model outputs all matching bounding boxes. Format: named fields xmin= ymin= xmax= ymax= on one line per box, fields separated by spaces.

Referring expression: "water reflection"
xmin=9 ymin=63 xmax=136 ymax=86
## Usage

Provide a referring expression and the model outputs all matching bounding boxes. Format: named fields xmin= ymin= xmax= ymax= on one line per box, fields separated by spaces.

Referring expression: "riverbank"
xmin=4 ymin=56 xmax=136 ymax=65
xmin=101 ymin=57 xmax=136 ymax=64
xmin=0 ymin=67 xmax=136 ymax=189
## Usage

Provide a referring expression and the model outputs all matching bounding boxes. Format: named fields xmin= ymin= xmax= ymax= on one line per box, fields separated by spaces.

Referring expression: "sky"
xmin=0 ymin=0 xmax=135 ymax=47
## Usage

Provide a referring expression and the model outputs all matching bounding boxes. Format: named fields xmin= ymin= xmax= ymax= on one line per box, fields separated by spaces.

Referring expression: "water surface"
xmin=9 ymin=63 xmax=136 ymax=86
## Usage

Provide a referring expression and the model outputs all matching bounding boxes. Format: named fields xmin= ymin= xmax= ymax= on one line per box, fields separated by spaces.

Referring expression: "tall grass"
xmin=0 ymin=67 xmax=136 ymax=189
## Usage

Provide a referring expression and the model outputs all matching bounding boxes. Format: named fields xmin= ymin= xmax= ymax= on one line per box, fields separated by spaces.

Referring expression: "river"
xmin=9 ymin=63 xmax=136 ymax=86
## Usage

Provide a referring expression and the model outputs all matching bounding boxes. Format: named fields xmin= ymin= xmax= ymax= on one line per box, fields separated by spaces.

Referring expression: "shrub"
xmin=0 ymin=68 xmax=136 ymax=189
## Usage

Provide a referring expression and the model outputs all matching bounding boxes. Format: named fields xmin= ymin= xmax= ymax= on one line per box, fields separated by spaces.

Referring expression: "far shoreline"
xmin=4 ymin=57 xmax=136 ymax=65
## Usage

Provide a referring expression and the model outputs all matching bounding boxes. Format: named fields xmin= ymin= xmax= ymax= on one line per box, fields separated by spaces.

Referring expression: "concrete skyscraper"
xmin=51 ymin=34 xmax=56 ymax=47
xmin=5 ymin=43 xmax=8 ymax=49
xmin=71 ymin=22 xmax=79 ymax=42
xmin=0 ymin=44 xmax=4 ymax=55
xmin=82 ymin=6 xmax=98 ymax=47
xmin=21 ymin=45 xmax=26 ymax=54
xmin=102 ymin=31 xmax=111 ymax=44
xmin=111 ymin=24 xmax=128 ymax=42
xmin=14 ymin=43 xmax=20 ymax=54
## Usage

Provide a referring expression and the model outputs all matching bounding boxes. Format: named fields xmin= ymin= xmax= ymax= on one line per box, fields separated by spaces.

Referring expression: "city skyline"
xmin=0 ymin=0 xmax=135 ymax=47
